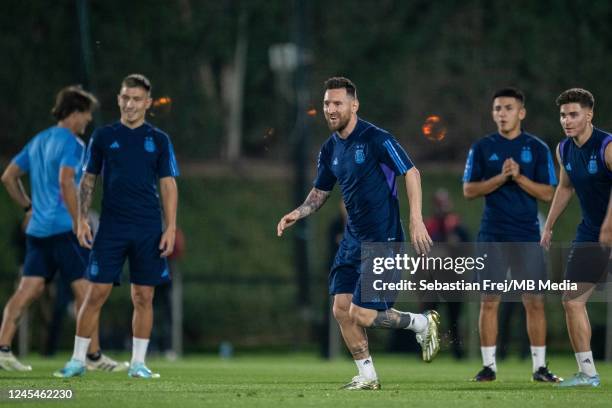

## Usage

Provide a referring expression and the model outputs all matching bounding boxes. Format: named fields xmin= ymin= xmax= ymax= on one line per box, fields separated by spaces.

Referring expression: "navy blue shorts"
xmin=87 ymin=224 xmax=170 ymax=286
xmin=565 ymin=241 xmax=610 ymax=284
xmin=329 ymin=228 xmax=403 ymax=311
xmin=23 ymin=232 xmax=88 ymax=284
xmin=475 ymin=232 xmax=547 ymax=294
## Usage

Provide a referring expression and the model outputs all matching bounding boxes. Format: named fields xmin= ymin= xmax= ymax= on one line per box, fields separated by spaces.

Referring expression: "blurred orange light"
xmin=153 ymin=97 xmax=172 ymax=107
xmin=422 ymin=115 xmax=446 ymax=141
xmin=307 ymin=108 xmax=317 ymax=117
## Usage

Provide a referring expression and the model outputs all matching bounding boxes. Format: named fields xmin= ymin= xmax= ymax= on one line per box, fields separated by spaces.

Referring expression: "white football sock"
xmin=481 ymin=346 xmax=497 ymax=372
xmin=71 ymin=336 xmax=91 ymax=363
xmin=131 ymin=337 xmax=150 ymax=365
xmin=355 ymin=356 xmax=377 ymax=380
xmin=530 ymin=346 xmax=546 ymax=373
xmin=408 ymin=313 xmax=428 ymax=333
xmin=575 ymin=351 xmax=597 ymax=377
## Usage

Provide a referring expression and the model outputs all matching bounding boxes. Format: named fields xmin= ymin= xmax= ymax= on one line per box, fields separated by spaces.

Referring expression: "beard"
xmin=325 ymin=113 xmax=350 ymax=132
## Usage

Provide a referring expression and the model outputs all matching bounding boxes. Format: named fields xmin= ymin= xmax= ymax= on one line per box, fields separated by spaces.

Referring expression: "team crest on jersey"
xmin=520 ymin=146 xmax=532 ymax=163
xmin=144 ymin=136 xmax=156 ymax=153
xmin=588 ymin=153 xmax=598 ymax=174
xmin=355 ymin=144 xmax=366 ymax=164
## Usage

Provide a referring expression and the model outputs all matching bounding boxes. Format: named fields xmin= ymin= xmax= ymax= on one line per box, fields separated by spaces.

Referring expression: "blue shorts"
xmin=475 ymin=232 xmax=546 ymax=294
xmin=329 ymin=227 xmax=404 ymax=310
xmin=565 ymin=241 xmax=610 ymax=284
xmin=23 ymin=232 xmax=88 ymax=284
xmin=87 ymin=224 xmax=170 ymax=286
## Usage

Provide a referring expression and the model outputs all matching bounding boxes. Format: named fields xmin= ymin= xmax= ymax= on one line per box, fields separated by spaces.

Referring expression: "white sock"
xmin=575 ymin=351 xmax=597 ymax=377
xmin=408 ymin=313 xmax=428 ymax=333
xmin=71 ymin=336 xmax=91 ymax=363
xmin=355 ymin=357 xmax=377 ymax=380
xmin=530 ymin=346 xmax=546 ymax=373
xmin=131 ymin=337 xmax=150 ymax=365
xmin=481 ymin=346 xmax=497 ymax=372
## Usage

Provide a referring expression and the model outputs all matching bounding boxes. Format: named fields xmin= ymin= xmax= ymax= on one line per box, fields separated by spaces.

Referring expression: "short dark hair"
xmin=492 ymin=87 xmax=525 ymax=104
xmin=51 ymin=85 xmax=98 ymax=121
xmin=324 ymin=76 xmax=357 ymax=98
xmin=121 ymin=73 xmax=152 ymax=93
xmin=556 ymin=88 xmax=594 ymax=109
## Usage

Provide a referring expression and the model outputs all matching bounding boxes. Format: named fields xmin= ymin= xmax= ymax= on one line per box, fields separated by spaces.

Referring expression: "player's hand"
xmin=159 ymin=227 xmax=176 ymax=258
xmin=77 ymin=219 xmax=93 ymax=249
xmin=599 ymin=224 xmax=612 ymax=247
xmin=22 ymin=209 xmax=32 ymax=232
xmin=501 ymin=159 xmax=514 ymax=179
xmin=540 ymin=228 xmax=553 ymax=250
xmin=277 ymin=210 xmax=301 ymax=237
xmin=507 ymin=158 xmax=520 ymax=179
xmin=409 ymin=220 xmax=433 ymax=255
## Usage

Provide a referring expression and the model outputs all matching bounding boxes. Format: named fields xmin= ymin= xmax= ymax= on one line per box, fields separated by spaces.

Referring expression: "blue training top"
xmin=84 ymin=121 xmax=179 ymax=230
xmin=314 ymin=118 xmax=414 ymax=242
xmin=559 ymin=127 xmax=612 ymax=242
xmin=463 ymin=131 xmax=557 ymax=240
xmin=12 ymin=126 xmax=85 ymax=237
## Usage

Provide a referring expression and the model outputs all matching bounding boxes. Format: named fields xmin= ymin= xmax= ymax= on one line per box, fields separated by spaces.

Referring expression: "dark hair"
xmin=324 ymin=76 xmax=357 ymax=98
xmin=51 ymin=85 xmax=98 ymax=121
xmin=492 ymin=87 xmax=525 ymax=104
xmin=121 ymin=73 xmax=152 ymax=93
xmin=556 ymin=88 xmax=594 ymax=109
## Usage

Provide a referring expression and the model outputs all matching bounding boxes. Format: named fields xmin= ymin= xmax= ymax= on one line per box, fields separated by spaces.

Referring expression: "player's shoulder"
xmin=593 ymin=127 xmax=612 ymax=142
xmin=522 ymin=132 xmax=552 ymax=152
xmin=472 ymin=132 xmax=497 ymax=149
xmin=144 ymin=122 xmax=172 ymax=143
xmin=92 ymin=122 xmax=121 ymax=139
xmin=47 ymin=127 xmax=82 ymax=149
xmin=29 ymin=125 xmax=59 ymax=142
xmin=320 ymin=134 xmax=335 ymax=154
xmin=359 ymin=118 xmax=392 ymax=141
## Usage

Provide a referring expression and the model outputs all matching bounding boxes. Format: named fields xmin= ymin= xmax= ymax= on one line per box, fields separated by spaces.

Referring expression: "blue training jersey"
xmin=559 ymin=127 xmax=612 ymax=242
xmin=314 ymin=118 xmax=414 ymax=242
xmin=84 ymin=121 xmax=179 ymax=229
xmin=12 ymin=126 xmax=85 ymax=237
xmin=463 ymin=131 xmax=557 ymax=239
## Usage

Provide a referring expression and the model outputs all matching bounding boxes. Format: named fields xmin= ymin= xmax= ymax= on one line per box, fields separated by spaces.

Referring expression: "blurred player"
xmin=463 ymin=88 xmax=560 ymax=382
xmin=541 ymin=88 xmax=611 ymax=387
xmin=0 ymin=86 xmax=124 ymax=372
xmin=277 ymin=77 xmax=439 ymax=390
xmin=55 ymin=74 xmax=179 ymax=379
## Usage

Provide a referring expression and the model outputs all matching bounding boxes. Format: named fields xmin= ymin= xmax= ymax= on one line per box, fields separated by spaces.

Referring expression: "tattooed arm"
xmin=77 ymin=172 xmax=97 ymax=248
xmin=277 ymin=188 xmax=331 ymax=237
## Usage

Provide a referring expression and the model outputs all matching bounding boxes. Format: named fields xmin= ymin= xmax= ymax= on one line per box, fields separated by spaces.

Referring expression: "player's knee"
xmin=15 ymin=282 xmax=45 ymax=303
xmin=332 ymin=302 xmax=350 ymax=322
xmin=522 ymin=296 xmax=545 ymax=313
xmin=84 ymin=287 xmax=111 ymax=310
xmin=480 ymin=300 xmax=499 ymax=314
xmin=131 ymin=290 xmax=153 ymax=309
xmin=562 ymin=299 xmax=584 ymax=314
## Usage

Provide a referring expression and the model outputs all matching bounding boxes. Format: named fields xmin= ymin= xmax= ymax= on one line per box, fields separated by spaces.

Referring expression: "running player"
xmin=277 ymin=77 xmax=439 ymax=390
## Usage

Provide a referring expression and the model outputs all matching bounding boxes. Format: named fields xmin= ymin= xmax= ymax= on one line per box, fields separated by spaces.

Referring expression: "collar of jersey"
xmin=494 ymin=130 xmax=525 ymax=142
xmin=117 ymin=121 xmax=150 ymax=133
xmin=333 ymin=118 xmax=370 ymax=143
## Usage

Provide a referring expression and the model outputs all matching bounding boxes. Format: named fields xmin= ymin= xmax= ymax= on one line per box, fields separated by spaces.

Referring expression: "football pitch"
xmin=0 ymin=354 xmax=610 ymax=407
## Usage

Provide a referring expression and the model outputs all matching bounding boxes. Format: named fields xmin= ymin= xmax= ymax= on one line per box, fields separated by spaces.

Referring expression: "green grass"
xmin=0 ymin=354 xmax=611 ymax=407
